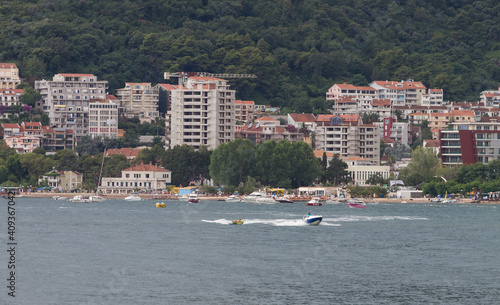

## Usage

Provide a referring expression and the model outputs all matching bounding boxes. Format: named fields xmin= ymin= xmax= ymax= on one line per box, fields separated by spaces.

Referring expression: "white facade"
xmin=116 ymin=83 xmax=159 ymax=122
xmin=348 ymin=165 xmax=390 ymax=186
xmin=167 ymin=76 xmax=236 ymax=150
xmin=99 ymin=163 xmax=171 ymax=194
xmin=0 ymin=63 xmax=20 ymax=89
xmin=89 ymin=99 xmax=119 ymax=139
xmin=35 ymin=74 xmax=108 ymax=138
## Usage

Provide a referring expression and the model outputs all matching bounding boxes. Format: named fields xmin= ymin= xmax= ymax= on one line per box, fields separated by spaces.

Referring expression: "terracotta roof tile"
xmin=288 ymin=113 xmax=316 ymax=122
xmin=123 ymin=163 xmax=171 ymax=172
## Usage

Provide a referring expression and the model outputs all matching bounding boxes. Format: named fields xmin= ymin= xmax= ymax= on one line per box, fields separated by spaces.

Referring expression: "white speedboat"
xmin=255 ymin=197 xmax=276 ymax=204
xmin=178 ymin=195 xmax=189 ymax=201
xmin=303 ymin=214 xmax=322 ymax=226
xmin=225 ymin=195 xmax=241 ymax=203
xmin=89 ymin=195 xmax=106 ymax=202
xmin=307 ymin=197 xmax=323 ymax=206
xmin=347 ymin=199 xmax=366 ymax=209
xmin=325 ymin=196 xmax=341 ymax=204
xmin=70 ymin=195 xmax=90 ymax=203
xmin=243 ymin=191 xmax=267 ymax=204
xmin=53 ymin=195 xmax=67 ymax=200
xmin=188 ymin=193 xmax=199 ymax=203
xmin=124 ymin=195 xmax=141 ymax=201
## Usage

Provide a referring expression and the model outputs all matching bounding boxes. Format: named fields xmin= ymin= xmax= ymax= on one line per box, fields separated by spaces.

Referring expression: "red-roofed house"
xmin=0 ymin=123 xmax=20 ymax=139
xmin=235 ymin=123 xmax=304 ymax=144
xmin=4 ymin=135 xmax=41 ymax=154
xmin=0 ymin=63 xmax=20 ymax=89
xmin=287 ymin=113 xmax=316 ymax=130
xmin=99 ymin=162 xmax=171 ymax=194
xmin=20 ymin=122 xmax=43 ymax=137
xmin=105 ymin=148 xmax=143 ymax=160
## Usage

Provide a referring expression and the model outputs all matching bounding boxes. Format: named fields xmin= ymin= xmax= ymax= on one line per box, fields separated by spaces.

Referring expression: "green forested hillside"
xmin=2 ymin=0 xmax=500 ymax=112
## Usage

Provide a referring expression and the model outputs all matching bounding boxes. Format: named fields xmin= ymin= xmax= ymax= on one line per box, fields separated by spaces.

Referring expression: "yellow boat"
xmin=156 ymin=202 xmax=166 ymax=208
xmin=229 ymin=219 xmax=244 ymax=225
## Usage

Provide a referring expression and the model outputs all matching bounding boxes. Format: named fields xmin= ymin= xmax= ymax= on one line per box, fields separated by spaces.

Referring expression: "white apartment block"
xmin=234 ymin=100 xmax=255 ymax=123
xmin=35 ymin=74 xmax=108 ymax=138
xmin=89 ymin=99 xmax=119 ymax=139
xmin=315 ymin=115 xmax=381 ymax=165
xmin=115 ymin=82 xmax=159 ymax=122
xmin=0 ymin=89 xmax=24 ymax=107
xmin=374 ymin=118 xmax=411 ymax=147
xmin=326 ymin=83 xmax=376 ymax=112
xmin=166 ymin=76 xmax=236 ymax=150
xmin=370 ymin=80 xmax=427 ymax=106
xmin=0 ymin=63 xmax=20 ymax=89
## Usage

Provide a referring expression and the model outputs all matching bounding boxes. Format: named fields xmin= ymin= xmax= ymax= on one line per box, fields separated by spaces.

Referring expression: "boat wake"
xmin=327 ymin=215 xmax=428 ymax=222
xmin=202 ymin=218 xmax=341 ymax=226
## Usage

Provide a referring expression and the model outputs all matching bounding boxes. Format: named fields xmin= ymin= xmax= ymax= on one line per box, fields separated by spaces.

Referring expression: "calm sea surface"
xmin=1 ymin=197 xmax=499 ymax=304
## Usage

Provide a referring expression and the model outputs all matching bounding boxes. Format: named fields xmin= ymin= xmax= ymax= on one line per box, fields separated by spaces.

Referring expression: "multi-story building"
xmin=287 ymin=113 xmax=316 ymax=130
xmin=440 ymin=118 xmax=500 ymax=165
xmin=99 ymin=162 xmax=171 ymax=194
xmin=326 ymin=83 xmax=376 ymax=112
xmin=39 ymin=170 xmax=82 ymax=191
xmin=428 ymin=110 xmax=475 ymax=130
xmin=0 ymin=123 xmax=21 ymax=139
xmin=0 ymin=63 xmax=20 ymax=89
xmin=34 ymin=73 xmax=108 ymax=138
xmin=370 ymin=99 xmax=392 ymax=119
xmin=234 ymin=100 xmax=255 ymax=123
xmin=370 ymin=80 xmax=430 ymax=106
xmin=89 ymin=98 xmax=119 ymax=139
xmin=20 ymin=122 xmax=43 ymax=137
xmin=116 ymin=82 xmax=159 ymax=122
xmin=0 ymin=89 xmax=24 ymax=107
xmin=4 ymin=135 xmax=41 ymax=154
xmin=41 ymin=126 xmax=75 ymax=152
xmin=235 ymin=121 xmax=305 ymax=145
xmin=165 ymin=76 xmax=236 ymax=150
xmin=374 ymin=118 xmax=411 ymax=146
xmin=343 ymin=156 xmax=390 ymax=186
xmin=315 ymin=114 xmax=380 ymax=164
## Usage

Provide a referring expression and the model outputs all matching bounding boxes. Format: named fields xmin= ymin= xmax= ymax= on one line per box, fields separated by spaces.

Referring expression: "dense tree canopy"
xmin=1 ymin=0 xmax=500 ymax=109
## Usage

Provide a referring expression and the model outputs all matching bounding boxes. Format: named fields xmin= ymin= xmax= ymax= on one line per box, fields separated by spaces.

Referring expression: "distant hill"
xmin=1 ymin=0 xmax=499 ymax=112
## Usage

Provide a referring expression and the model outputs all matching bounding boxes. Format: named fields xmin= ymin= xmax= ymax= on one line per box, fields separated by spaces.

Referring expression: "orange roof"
xmin=235 ymin=100 xmax=255 ymax=105
xmin=372 ymin=99 xmax=391 ymax=106
xmin=125 ymin=82 xmax=151 ymax=86
xmin=0 ymin=63 xmax=17 ymax=69
xmin=157 ymin=84 xmax=187 ymax=90
xmin=123 ymin=163 xmax=170 ymax=172
xmin=105 ymin=148 xmax=142 ymax=158
xmin=335 ymin=83 xmax=375 ymax=92
xmin=107 ymin=94 xmax=119 ymax=100
xmin=22 ymin=122 xmax=42 ymax=127
xmin=451 ymin=110 xmax=475 ymax=116
xmin=429 ymin=89 xmax=443 ymax=92
xmin=188 ymin=76 xmax=225 ymax=81
xmin=288 ymin=113 xmax=316 ymax=122
xmin=424 ymin=140 xmax=440 ymax=148
xmin=340 ymin=114 xmax=359 ymax=122
xmin=313 ymin=150 xmax=335 ymax=158
xmin=255 ymin=116 xmax=278 ymax=122
xmin=316 ymin=114 xmax=336 ymax=122
xmin=1 ymin=123 xmax=20 ymax=128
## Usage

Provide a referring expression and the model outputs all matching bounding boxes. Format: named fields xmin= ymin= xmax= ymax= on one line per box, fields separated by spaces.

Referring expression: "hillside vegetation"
xmin=2 ymin=0 xmax=500 ymax=112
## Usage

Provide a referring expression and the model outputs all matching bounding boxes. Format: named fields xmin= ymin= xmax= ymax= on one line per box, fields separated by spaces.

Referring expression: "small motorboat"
xmin=276 ymin=197 xmax=294 ymax=203
xmin=156 ymin=202 xmax=166 ymax=208
xmin=188 ymin=193 xmax=199 ymax=203
xmin=53 ymin=196 xmax=67 ymax=200
xmin=225 ymin=195 xmax=241 ymax=203
xmin=229 ymin=219 xmax=244 ymax=225
xmin=348 ymin=200 xmax=367 ymax=209
xmin=89 ymin=195 xmax=106 ymax=202
xmin=303 ymin=214 xmax=322 ymax=226
xmin=307 ymin=197 xmax=323 ymax=206
xmin=70 ymin=195 xmax=90 ymax=203
xmin=124 ymin=195 xmax=141 ymax=201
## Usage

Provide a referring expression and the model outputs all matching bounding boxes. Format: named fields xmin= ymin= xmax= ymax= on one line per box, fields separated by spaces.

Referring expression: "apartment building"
xmin=20 ymin=122 xmax=43 ymax=137
xmin=440 ymin=118 xmax=500 ymax=166
xmin=287 ymin=113 xmax=316 ymax=130
xmin=326 ymin=83 xmax=376 ymax=112
xmin=315 ymin=114 xmax=380 ymax=164
xmin=0 ymin=89 xmax=24 ymax=107
xmin=41 ymin=126 xmax=75 ymax=152
xmin=116 ymin=82 xmax=159 ymax=122
xmin=0 ymin=123 xmax=21 ymax=139
xmin=234 ymin=100 xmax=255 ymax=123
xmin=89 ymin=98 xmax=119 ymax=139
xmin=374 ymin=117 xmax=411 ymax=147
xmin=235 ymin=120 xmax=305 ymax=145
xmin=4 ymin=135 xmax=41 ymax=154
xmin=165 ymin=76 xmax=236 ymax=150
xmin=34 ymin=73 xmax=108 ymax=138
xmin=428 ymin=110 xmax=475 ymax=130
xmin=0 ymin=63 xmax=20 ymax=89
xmin=370 ymin=80 xmax=427 ymax=106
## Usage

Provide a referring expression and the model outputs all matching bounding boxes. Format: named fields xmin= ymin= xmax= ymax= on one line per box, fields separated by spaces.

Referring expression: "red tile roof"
xmin=0 ymin=63 xmax=17 ymax=69
xmin=288 ymin=113 xmax=316 ymax=122
xmin=372 ymin=99 xmax=391 ymax=106
xmin=105 ymin=148 xmax=142 ymax=158
xmin=424 ymin=140 xmax=440 ymax=148
xmin=335 ymin=83 xmax=376 ymax=92
xmin=1 ymin=123 xmax=20 ymax=128
xmin=235 ymin=100 xmax=255 ymax=105
xmin=123 ymin=163 xmax=171 ymax=172
xmin=313 ymin=150 xmax=334 ymax=158
xmin=255 ymin=116 xmax=278 ymax=122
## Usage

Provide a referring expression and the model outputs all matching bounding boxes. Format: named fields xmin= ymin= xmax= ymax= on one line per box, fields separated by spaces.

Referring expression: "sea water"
xmin=0 ymin=198 xmax=499 ymax=304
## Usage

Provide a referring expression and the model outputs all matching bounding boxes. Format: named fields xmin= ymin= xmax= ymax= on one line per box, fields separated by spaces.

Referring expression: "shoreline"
xmin=11 ymin=192 xmax=499 ymax=204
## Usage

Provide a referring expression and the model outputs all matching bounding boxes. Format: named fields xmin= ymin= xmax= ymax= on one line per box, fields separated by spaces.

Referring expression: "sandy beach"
xmin=11 ymin=192 xmax=499 ymax=204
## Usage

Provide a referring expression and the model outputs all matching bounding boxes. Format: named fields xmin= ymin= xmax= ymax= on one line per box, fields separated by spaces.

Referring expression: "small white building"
xmin=99 ymin=162 xmax=171 ymax=194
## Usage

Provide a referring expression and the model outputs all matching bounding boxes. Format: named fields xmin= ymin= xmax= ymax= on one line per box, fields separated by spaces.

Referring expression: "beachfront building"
xmin=343 ymin=156 xmax=391 ymax=186
xmin=315 ymin=114 xmax=381 ymax=165
xmin=165 ymin=76 xmax=236 ymax=150
xmin=0 ymin=63 xmax=20 ymax=89
xmin=39 ymin=170 xmax=82 ymax=191
xmin=89 ymin=98 xmax=119 ymax=139
xmin=34 ymin=73 xmax=108 ymax=138
xmin=115 ymin=82 xmax=159 ymax=122
xmin=440 ymin=118 xmax=500 ymax=166
xmin=99 ymin=162 xmax=171 ymax=194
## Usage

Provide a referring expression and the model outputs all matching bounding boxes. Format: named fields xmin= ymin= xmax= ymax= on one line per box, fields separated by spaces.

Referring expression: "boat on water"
xmin=225 ymin=195 xmax=241 ymax=203
xmin=307 ymin=197 xmax=323 ymax=206
xmin=53 ymin=195 xmax=67 ymax=200
xmin=243 ymin=191 xmax=275 ymax=204
xmin=156 ymin=202 xmax=166 ymax=208
xmin=188 ymin=193 xmax=200 ymax=203
xmin=276 ymin=196 xmax=294 ymax=203
xmin=70 ymin=195 xmax=90 ymax=203
xmin=229 ymin=219 xmax=244 ymax=225
xmin=303 ymin=214 xmax=322 ymax=226
xmin=178 ymin=195 xmax=189 ymax=201
xmin=401 ymin=200 xmax=407 ymax=204
xmin=348 ymin=199 xmax=367 ymax=209
xmin=124 ymin=195 xmax=141 ymax=201
xmin=325 ymin=196 xmax=343 ymax=204
xmin=89 ymin=195 xmax=106 ymax=202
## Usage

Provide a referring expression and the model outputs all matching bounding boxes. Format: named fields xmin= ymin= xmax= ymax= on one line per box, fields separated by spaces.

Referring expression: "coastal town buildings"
xmin=315 ymin=114 xmax=381 ymax=165
xmin=41 ymin=126 xmax=75 ymax=152
xmin=4 ymin=134 xmax=41 ymax=153
xmin=39 ymin=169 xmax=83 ymax=191
xmin=34 ymin=73 xmax=108 ymax=138
xmin=0 ymin=63 xmax=20 ymax=89
xmin=164 ymin=76 xmax=236 ymax=150
xmin=374 ymin=118 xmax=412 ymax=147
xmin=115 ymin=82 xmax=159 ymax=122
xmin=88 ymin=98 xmax=119 ymax=139
xmin=234 ymin=100 xmax=256 ymax=123
xmin=235 ymin=116 xmax=305 ymax=144
xmin=99 ymin=162 xmax=171 ymax=194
